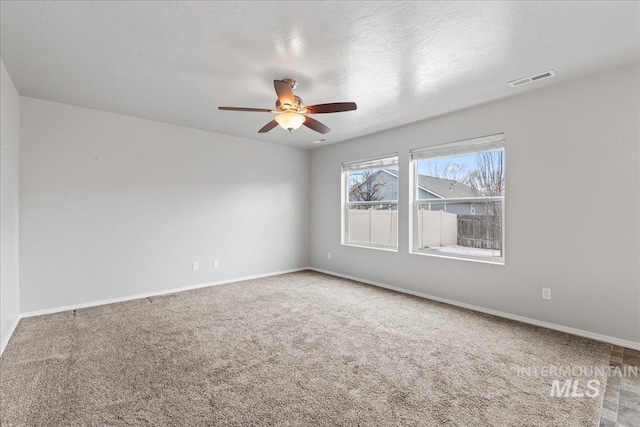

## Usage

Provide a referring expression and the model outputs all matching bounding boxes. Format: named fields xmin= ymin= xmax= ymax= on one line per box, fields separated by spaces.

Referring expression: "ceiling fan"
xmin=218 ymin=79 xmax=357 ymax=134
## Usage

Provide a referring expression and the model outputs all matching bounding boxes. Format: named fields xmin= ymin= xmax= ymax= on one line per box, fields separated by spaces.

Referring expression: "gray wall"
xmin=19 ymin=98 xmax=310 ymax=313
xmin=310 ymin=65 xmax=640 ymax=344
xmin=0 ymin=58 xmax=21 ymax=353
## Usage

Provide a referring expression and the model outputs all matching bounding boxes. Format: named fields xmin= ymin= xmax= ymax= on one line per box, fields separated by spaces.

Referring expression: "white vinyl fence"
xmin=347 ymin=208 xmax=397 ymax=247
xmin=417 ymin=210 xmax=457 ymax=248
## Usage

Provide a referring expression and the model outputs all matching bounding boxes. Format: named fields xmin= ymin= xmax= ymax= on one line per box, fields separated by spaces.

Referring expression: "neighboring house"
xmin=349 ymin=169 xmax=478 ymax=214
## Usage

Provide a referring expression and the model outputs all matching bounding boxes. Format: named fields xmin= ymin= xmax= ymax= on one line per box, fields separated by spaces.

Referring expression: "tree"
xmin=349 ymin=170 xmax=387 ymax=202
xmin=467 ymin=151 xmax=504 ymax=197
xmin=467 ymin=150 xmax=504 ymax=252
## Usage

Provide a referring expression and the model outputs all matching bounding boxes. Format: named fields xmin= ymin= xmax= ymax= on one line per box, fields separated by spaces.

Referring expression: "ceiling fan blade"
xmin=258 ymin=120 xmax=279 ymax=133
xmin=303 ymin=116 xmax=331 ymax=134
xmin=305 ymin=102 xmax=357 ymax=114
xmin=274 ymin=80 xmax=295 ymax=107
xmin=219 ymin=107 xmax=273 ymax=113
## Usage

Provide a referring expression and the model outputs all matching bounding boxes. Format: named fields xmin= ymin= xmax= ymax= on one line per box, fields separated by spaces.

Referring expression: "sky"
xmin=348 ymin=150 xmax=504 ymax=186
xmin=416 ymin=153 xmax=478 ymax=178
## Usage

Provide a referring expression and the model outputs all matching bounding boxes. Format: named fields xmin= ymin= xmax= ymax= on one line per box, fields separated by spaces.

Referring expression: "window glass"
xmin=343 ymin=157 xmax=398 ymax=250
xmin=411 ymin=136 xmax=505 ymax=263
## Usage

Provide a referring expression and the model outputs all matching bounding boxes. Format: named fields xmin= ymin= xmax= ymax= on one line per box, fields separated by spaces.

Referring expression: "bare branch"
xmin=468 ymin=151 xmax=504 ymax=197
xmin=349 ymin=170 xmax=388 ymax=202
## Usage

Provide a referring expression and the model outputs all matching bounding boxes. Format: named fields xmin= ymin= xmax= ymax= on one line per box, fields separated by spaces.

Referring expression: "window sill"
xmin=409 ymin=249 xmax=504 ymax=265
xmin=342 ymin=243 xmax=398 ymax=253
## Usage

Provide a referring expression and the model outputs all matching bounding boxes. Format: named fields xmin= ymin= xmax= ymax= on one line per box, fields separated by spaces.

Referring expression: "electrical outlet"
xmin=192 ymin=262 xmax=199 ymax=271
xmin=327 ymin=252 xmax=332 ymax=260
xmin=542 ymin=287 xmax=551 ymax=300
xmin=213 ymin=259 xmax=219 ymax=268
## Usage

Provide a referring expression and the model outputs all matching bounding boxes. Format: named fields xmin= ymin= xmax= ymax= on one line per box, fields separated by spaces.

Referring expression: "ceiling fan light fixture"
xmin=218 ymin=79 xmax=356 ymax=135
xmin=275 ymin=111 xmax=305 ymax=132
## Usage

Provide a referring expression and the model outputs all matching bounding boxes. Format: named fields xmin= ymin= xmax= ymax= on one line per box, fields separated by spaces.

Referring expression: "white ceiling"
xmin=1 ymin=1 xmax=638 ymax=148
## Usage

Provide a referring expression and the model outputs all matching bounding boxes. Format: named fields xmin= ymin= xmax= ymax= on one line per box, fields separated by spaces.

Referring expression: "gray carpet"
xmin=1 ymin=271 xmax=610 ymax=426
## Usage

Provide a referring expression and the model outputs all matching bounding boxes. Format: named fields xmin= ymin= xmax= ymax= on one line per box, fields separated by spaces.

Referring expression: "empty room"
xmin=1 ymin=1 xmax=639 ymax=426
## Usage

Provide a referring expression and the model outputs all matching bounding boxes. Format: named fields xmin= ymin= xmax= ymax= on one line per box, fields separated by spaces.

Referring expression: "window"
xmin=342 ymin=155 xmax=399 ymax=250
xmin=410 ymin=134 xmax=505 ymax=263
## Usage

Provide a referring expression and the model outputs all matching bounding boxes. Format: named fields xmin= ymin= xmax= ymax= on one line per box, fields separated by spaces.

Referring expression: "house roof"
xmin=383 ymin=169 xmax=474 ymax=199
xmin=417 ymin=175 xmax=475 ymax=199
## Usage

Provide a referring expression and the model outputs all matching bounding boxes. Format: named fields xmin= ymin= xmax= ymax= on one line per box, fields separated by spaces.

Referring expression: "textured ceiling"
xmin=1 ymin=1 xmax=638 ymax=148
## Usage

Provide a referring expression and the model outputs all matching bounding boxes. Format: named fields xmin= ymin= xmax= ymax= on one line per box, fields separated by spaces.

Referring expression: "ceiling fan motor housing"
xmin=281 ymin=78 xmax=298 ymax=91
xmin=276 ymin=95 xmax=304 ymax=112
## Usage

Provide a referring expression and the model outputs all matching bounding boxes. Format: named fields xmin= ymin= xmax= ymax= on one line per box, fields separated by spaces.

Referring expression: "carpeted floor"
xmin=1 ymin=271 xmax=610 ymax=426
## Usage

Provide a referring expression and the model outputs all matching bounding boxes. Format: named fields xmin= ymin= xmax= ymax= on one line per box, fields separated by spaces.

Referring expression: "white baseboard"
xmin=310 ymin=267 xmax=640 ymax=351
xmin=20 ymin=267 xmax=308 ymax=318
xmin=0 ymin=316 xmax=21 ymax=357
xmin=11 ymin=266 xmax=640 ymax=353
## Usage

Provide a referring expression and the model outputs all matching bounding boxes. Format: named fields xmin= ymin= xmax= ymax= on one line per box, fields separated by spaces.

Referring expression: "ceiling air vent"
xmin=508 ymin=70 xmax=555 ymax=88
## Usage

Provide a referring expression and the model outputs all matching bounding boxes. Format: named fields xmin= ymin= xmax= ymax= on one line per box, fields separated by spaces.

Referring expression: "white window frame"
xmin=341 ymin=154 xmax=399 ymax=251
xmin=409 ymin=134 xmax=505 ymax=264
